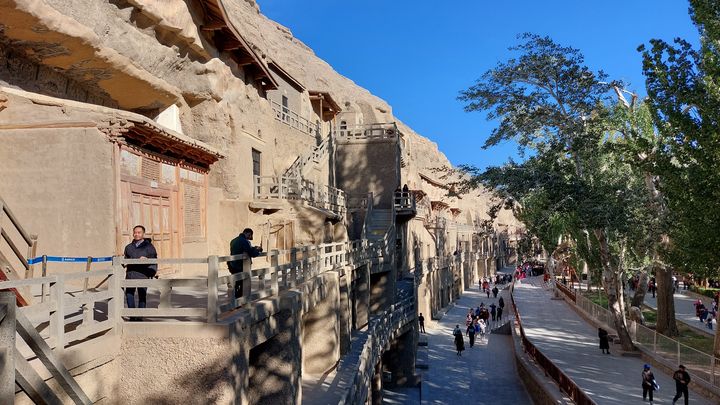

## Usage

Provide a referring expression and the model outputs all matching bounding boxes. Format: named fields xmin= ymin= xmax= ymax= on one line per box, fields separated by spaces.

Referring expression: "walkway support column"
xmin=0 ymin=292 xmax=15 ymax=404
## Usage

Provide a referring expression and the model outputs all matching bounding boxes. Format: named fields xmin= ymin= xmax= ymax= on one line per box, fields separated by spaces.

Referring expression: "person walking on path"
xmin=598 ymin=327 xmax=610 ymax=354
xmin=123 ymin=225 xmax=157 ymax=321
xmin=672 ymin=365 xmax=691 ymax=405
xmin=492 ymin=285 xmax=499 ymax=298
xmin=642 ymin=364 xmax=656 ymax=404
xmin=498 ymin=296 xmax=505 ymax=310
xmin=478 ymin=318 xmax=487 ymax=337
xmin=466 ymin=321 xmax=476 ymax=348
xmin=496 ymin=306 xmax=503 ymax=323
xmin=453 ymin=325 xmax=465 ymax=356
xmin=490 ymin=303 xmax=497 ymax=322
xmin=418 ymin=313 xmax=426 ymax=333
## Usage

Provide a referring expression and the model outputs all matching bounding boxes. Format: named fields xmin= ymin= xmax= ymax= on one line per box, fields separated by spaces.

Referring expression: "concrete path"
xmin=421 ymin=285 xmax=531 ymax=404
xmin=515 ymin=276 xmax=714 ymax=405
xmin=642 ymin=289 xmax=716 ymax=336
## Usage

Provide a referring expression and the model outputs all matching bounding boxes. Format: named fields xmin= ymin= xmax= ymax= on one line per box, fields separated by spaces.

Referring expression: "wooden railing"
xmin=341 ymin=296 xmax=415 ymax=405
xmin=335 ymin=123 xmax=398 ymax=142
xmin=393 ymin=191 xmax=416 ymax=213
xmin=253 ymin=175 xmax=347 ymax=216
xmin=270 ymin=100 xmax=316 ymax=136
xmin=285 ymin=136 xmax=330 ymax=177
xmin=346 ymin=193 xmax=371 ymax=211
xmin=0 ymin=196 xmax=38 ymax=302
xmin=510 ymin=281 xmax=598 ymax=405
xmin=0 ymin=241 xmax=377 ymax=350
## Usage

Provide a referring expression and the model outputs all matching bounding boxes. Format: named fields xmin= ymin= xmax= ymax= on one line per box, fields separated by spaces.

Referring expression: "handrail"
xmin=510 ymin=281 xmax=598 ymax=405
xmin=334 ymin=122 xmax=398 ymax=142
xmin=341 ymin=296 xmax=415 ymax=404
xmin=285 ymin=135 xmax=330 ymax=177
xmin=573 ymin=289 xmax=720 ymax=389
xmin=253 ymin=175 xmax=346 ymax=216
xmin=270 ymin=99 xmax=316 ymax=136
xmin=393 ymin=191 xmax=416 ymax=213
xmin=0 ymin=196 xmax=33 ymax=245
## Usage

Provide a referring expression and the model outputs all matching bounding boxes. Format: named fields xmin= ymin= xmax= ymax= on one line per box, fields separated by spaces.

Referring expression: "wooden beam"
xmin=217 ymin=37 xmax=242 ymax=51
xmin=16 ymin=310 xmax=92 ymax=404
xmin=234 ymin=54 xmax=256 ymax=66
xmin=200 ymin=21 xmax=227 ymax=31
xmin=15 ymin=349 xmax=63 ymax=405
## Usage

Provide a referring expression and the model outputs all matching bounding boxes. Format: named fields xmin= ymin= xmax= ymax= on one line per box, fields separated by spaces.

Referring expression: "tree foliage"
xmin=459 ymin=33 xmax=655 ymax=349
xmin=638 ymin=0 xmax=720 ymax=280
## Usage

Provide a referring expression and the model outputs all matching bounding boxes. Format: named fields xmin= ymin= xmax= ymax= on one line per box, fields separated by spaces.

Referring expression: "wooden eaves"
xmin=197 ymin=0 xmax=278 ymax=91
xmin=309 ymin=90 xmax=342 ymax=120
xmin=268 ymin=61 xmax=305 ymax=93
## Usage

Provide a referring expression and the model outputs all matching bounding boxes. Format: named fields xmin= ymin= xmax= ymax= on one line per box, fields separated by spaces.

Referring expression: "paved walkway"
xmin=642 ymin=289 xmax=716 ymax=336
xmin=421 ymin=284 xmax=531 ymax=404
xmin=515 ymin=276 xmax=714 ymax=405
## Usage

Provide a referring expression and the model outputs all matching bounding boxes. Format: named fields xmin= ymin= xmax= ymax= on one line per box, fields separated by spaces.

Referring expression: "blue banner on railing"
xmin=27 ymin=256 xmax=114 ymax=265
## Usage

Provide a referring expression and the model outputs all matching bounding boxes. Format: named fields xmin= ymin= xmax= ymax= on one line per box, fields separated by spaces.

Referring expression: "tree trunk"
xmin=594 ymin=228 xmax=634 ymax=351
xmin=631 ymin=271 xmax=649 ymax=307
xmin=641 ymin=172 xmax=679 ymax=336
xmin=654 ymin=263 xmax=679 ymax=336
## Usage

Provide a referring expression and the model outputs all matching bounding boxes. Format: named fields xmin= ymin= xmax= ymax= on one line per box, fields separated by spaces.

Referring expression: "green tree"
xmin=639 ymin=0 xmax=720 ymax=355
xmin=459 ymin=33 xmax=652 ymax=350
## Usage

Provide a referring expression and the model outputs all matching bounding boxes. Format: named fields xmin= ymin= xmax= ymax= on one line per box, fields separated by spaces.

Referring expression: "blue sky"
xmin=257 ymin=1 xmax=699 ymax=170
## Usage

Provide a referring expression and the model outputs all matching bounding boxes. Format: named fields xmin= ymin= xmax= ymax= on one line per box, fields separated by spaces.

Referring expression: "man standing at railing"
xmin=228 ymin=228 xmax=263 ymax=299
xmin=124 ymin=225 xmax=157 ymax=321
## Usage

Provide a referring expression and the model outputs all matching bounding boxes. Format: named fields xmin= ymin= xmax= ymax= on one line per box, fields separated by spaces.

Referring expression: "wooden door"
xmin=122 ymin=191 xmax=176 ymax=273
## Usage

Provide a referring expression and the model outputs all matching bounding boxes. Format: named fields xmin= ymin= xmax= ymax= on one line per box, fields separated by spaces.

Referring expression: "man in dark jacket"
xmin=123 ymin=225 xmax=157 ymax=317
xmin=228 ymin=228 xmax=262 ymax=299
xmin=672 ymin=364 xmax=691 ymax=405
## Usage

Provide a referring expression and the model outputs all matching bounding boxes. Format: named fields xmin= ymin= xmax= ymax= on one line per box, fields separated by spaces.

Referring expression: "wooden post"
xmin=49 ymin=276 xmax=65 ymax=354
xmin=289 ymin=248 xmax=298 ymax=288
xmin=270 ymin=250 xmax=279 ymax=296
xmin=82 ymin=256 xmax=92 ymax=293
xmin=159 ymin=282 xmax=171 ymax=310
xmin=207 ymin=255 xmax=219 ymax=323
xmin=24 ymin=234 xmax=38 ymax=280
xmin=109 ymin=256 xmax=124 ymax=329
xmin=242 ymin=257 xmax=252 ymax=303
xmin=41 ymin=255 xmax=48 ymax=303
xmin=80 ymin=256 xmax=94 ymax=328
xmin=0 ymin=291 xmax=16 ymax=404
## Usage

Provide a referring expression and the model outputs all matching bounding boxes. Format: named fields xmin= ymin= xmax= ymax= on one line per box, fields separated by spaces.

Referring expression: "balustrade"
xmin=270 ymin=100 xmax=316 ymax=136
xmin=254 ymin=175 xmax=346 ymax=216
xmin=335 ymin=123 xmax=398 ymax=142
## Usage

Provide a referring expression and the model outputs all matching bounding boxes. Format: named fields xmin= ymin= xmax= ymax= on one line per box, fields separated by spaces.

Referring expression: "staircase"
xmin=284 ymin=135 xmax=330 ymax=178
xmin=365 ymin=209 xmax=393 ymax=242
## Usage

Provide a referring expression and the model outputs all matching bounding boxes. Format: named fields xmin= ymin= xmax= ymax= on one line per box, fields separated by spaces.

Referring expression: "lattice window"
xmin=183 ymin=182 xmax=202 ymax=237
xmin=252 ymin=149 xmax=261 ymax=177
xmin=141 ymin=157 xmax=161 ymax=181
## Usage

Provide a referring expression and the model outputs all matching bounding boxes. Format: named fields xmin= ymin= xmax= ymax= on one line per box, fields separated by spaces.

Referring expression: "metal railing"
xmin=270 ymin=100 xmax=316 ymax=136
xmin=253 ymin=175 xmax=346 ymax=216
xmin=573 ymin=291 xmax=720 ymax=388
xmin=334 ymin=123 xmax=398 ymax=142
xmin=511 ymin=281 xmax=598 ymax=405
